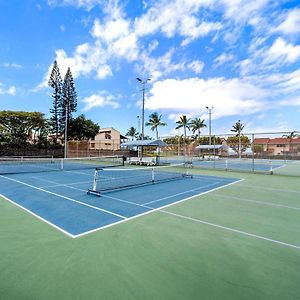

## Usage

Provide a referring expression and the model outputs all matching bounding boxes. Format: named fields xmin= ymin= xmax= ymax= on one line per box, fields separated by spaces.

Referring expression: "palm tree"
xmin=175 ymin=115 xmax=191 ymax=138
xmin=283 ymin=131 xmax=298 ymax=140
xmin=282 ymin=131 xmax=298 ymax=155
xmin=145 ymin=112 xmax=167 ymax=140
xmin=231 ymin=120 xmax=245 ymax=159
xmin=126 ymin=126 xmax=137 ymax=141
xmin=190 ymin=118 xmax=206 ymax=139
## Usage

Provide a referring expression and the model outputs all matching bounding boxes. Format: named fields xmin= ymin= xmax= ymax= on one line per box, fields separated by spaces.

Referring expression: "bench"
xmin=127 ymin=157 xmax=156 ymax=166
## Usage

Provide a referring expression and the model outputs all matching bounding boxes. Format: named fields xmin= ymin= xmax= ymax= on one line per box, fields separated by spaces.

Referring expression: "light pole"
xmin=137 ymin=115 xmax=141 ymax=158
xmin=64 ymin=104 xmax=69 ymax=159
xmin=238 ymin=119 xmax=242 ymax=159
xmin=137 ymin=115 xmax=140 ymax=139
xmin=206 ymin=106 xmax=214 ymax=146
xmin=136 ymin=77 xmax=151 ymax=140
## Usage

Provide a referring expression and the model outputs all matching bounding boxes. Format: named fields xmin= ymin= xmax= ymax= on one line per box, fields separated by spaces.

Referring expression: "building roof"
xmin=252 ymin=138 xmax=270 ymax=144
xmin=121 ymin=139 xmax=167 ymax=147
xmin=268 ymin=137 xmax=300 ymax=144
xmin=253 ymin=137 xmax=300 ymax=145
xmin=196 ymin=144 xmax=224 ymax=150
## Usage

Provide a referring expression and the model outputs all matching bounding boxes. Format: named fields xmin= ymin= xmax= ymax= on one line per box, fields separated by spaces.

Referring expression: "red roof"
xmin=253 ymin=137 xmax=300 ymax=145
xmin=253 ymin=138 xmax=270 ymax=144
xmin=291 ymin=138 xmax=300 ymax=144
xmin=268 ymin=138 xmax=289 ymax=144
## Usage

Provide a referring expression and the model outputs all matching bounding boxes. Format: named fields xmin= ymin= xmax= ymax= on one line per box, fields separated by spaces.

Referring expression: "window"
xmin=105 ymin=133 xmax=111 ymax=139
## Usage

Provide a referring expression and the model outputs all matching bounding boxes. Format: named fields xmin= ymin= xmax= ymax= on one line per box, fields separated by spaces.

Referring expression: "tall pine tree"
xmin=48 ymin=60 xmax=62 ymax=142
xmin=61 ymin=67 xmax=77 ymax=137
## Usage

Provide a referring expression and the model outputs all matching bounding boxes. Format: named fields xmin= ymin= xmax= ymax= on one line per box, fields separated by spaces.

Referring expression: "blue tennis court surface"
xmin=162 ymin=157 xmax=284 ymax=172
xmin=191 ymin=159 xmax=283 ymax=172
xmin=0 ymin=167 xmax=240 ymax=238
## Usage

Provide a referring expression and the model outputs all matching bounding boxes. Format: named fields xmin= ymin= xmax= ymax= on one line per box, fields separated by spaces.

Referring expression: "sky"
xmin=0 ymin=0 xmax=300 ymax=139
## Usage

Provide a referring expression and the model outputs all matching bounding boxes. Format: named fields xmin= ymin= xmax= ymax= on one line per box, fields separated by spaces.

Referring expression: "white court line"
xmin=0 ymin=175 xmax=126 ymax=220
xmin=64 ymin=169 xmax=94 ymax=177
xmin=190 ymin=175 xmax=238 ymax=183
xmin=213 ymin=193 xmax=300 ymax=211
xmin=271 ymin=164 xmax=286 ymax=171
xmin=159 ymin=210 xmax=300 ymax=250
xmin=0 ymin=174 xmax=243 ymax=239
xmin=74 ymin=179 xmax=244 ymax=238
xmin=238 ymin=184 xmax=300 ymax=195
xmin=32 ymin=176 xmax=91 ymax=189
xmin=0 ymin=193 xmax=75 ymax=238
xmin=3 ymin=176 xmax=300 ymax=250
xmin=142 ymin=182 xmax=220 ymax=206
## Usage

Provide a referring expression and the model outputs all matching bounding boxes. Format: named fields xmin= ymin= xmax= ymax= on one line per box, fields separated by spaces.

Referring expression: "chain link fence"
xmin=67 ymin=140 xmax=134 ymax=158
xmin=65 ymin=132 xmax=300 ymax=177
xmin=160 ymin=131 xmax=300 ymax=177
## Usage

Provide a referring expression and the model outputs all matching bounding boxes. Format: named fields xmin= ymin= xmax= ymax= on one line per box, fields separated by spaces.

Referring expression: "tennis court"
xmin=162 ymin=156 xmax=289 ymax=173
xmin=0 ymin=158 xmax=239 ymax=237
xmin=0 ymin=156 xmax=299 ymax=299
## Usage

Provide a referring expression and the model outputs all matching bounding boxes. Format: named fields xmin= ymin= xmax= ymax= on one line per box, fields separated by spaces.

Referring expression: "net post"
xmin=225 ymin=159 xmax=228 ymax=171
xmin=151 ymin=167 xmax=155 ymax=183
xmin=60 ymin=158 xmax=64 ymax=170
xmin=87 ymin=168 xmax=101 ymax=196
xmin=270 ymin=160 xmax=273 ymax=175
xmin=184 ymin=162 xmax=193 ymax=178
xmin=251 ymin=133 xmax=255 ymax=172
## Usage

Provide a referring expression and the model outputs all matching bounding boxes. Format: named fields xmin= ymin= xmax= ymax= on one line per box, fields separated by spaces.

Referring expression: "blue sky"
xmin=0 ymin=0 xmax=300 ymax=138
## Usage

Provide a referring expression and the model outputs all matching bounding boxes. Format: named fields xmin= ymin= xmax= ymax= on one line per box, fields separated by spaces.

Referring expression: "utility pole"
xmin=137 ymin=115 xmax=140 ymax=139
xmin=136 ymin=77 xmax=151 ymax=140
xmin=206 ymin=106 xmax=214 ymax=146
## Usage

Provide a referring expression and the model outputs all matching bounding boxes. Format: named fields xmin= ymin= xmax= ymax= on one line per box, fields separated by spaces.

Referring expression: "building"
xmin=253 ymin=137 xmax=300 ymax=156
xmin=90 ymin=127 xmax=127 ymax=150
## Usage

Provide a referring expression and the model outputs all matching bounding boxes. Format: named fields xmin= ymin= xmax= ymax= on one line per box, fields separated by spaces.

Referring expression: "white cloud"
xmin=82 ymin=92 xmax=120 ymax=111
xmin=275 ymin=8 xmax=300 ymax=35
xmin=0 ymin=82 xmax=16 ymax=96
xmin=214 ymin=53 xmax=234 ymax=67
xmin=134 ymin=0 xmax=219 ymax=42
xmin=47 ymin=0 xmax=102 ymax=10
xmin=221 ymin=0 xmax=270 ymax=23
xmin=137 ymin=49 xmax=186 ymax=81
xmin=36 ymin=3 xmax=140 ymax=90
xmin=187 ymin=60 xmax=204 ymax=74
xmin=263 ymin=38 xmax=300 ymax=65
xmin=146 ymin=77 xmax=267 ymax=121
xmin=147 ymin=40 xmax=159 ymax=53
xmin=34 ymin=42 xmax=111 ymax=91
xmin=3 ymin=62 xmax=22 ymax=69
xmin=280 ymin=96 xmax=300 ymax=107
xmin=180 ymin=20 xmax=222 ymax=46
xmin=91 ymin=18 xmax=130 ymax=43
xmin=275 ymin=69 xmax=300 ymax=93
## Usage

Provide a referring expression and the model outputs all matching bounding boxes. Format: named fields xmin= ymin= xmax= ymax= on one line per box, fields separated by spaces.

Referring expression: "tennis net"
xmin=87 ymin=163 xmax=192 ymax=195
xmin=0 ymin=155 xmax=124 ymax=175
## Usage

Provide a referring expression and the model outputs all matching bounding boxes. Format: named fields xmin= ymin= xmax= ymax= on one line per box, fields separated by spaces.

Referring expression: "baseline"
xmin=0 ymin=175 xmax=126 ymax=220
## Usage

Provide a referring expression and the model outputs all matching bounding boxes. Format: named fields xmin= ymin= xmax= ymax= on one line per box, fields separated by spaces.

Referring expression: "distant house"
xmin=253 ymin=137 xmax=300 ymax=156
xmin=90 ymin=127 xmax=127 ymax=150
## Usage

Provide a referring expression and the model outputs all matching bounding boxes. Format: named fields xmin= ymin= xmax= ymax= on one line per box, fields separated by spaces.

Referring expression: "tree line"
xmin=126 ymin=114 xmax=253 ymax=155
xmin=0 ymin=61 xmax=100 ymax=147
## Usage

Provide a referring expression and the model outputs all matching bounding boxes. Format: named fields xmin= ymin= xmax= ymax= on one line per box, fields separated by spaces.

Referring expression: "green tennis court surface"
xmin=0 ymin=166 xmax=299 ymax=299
